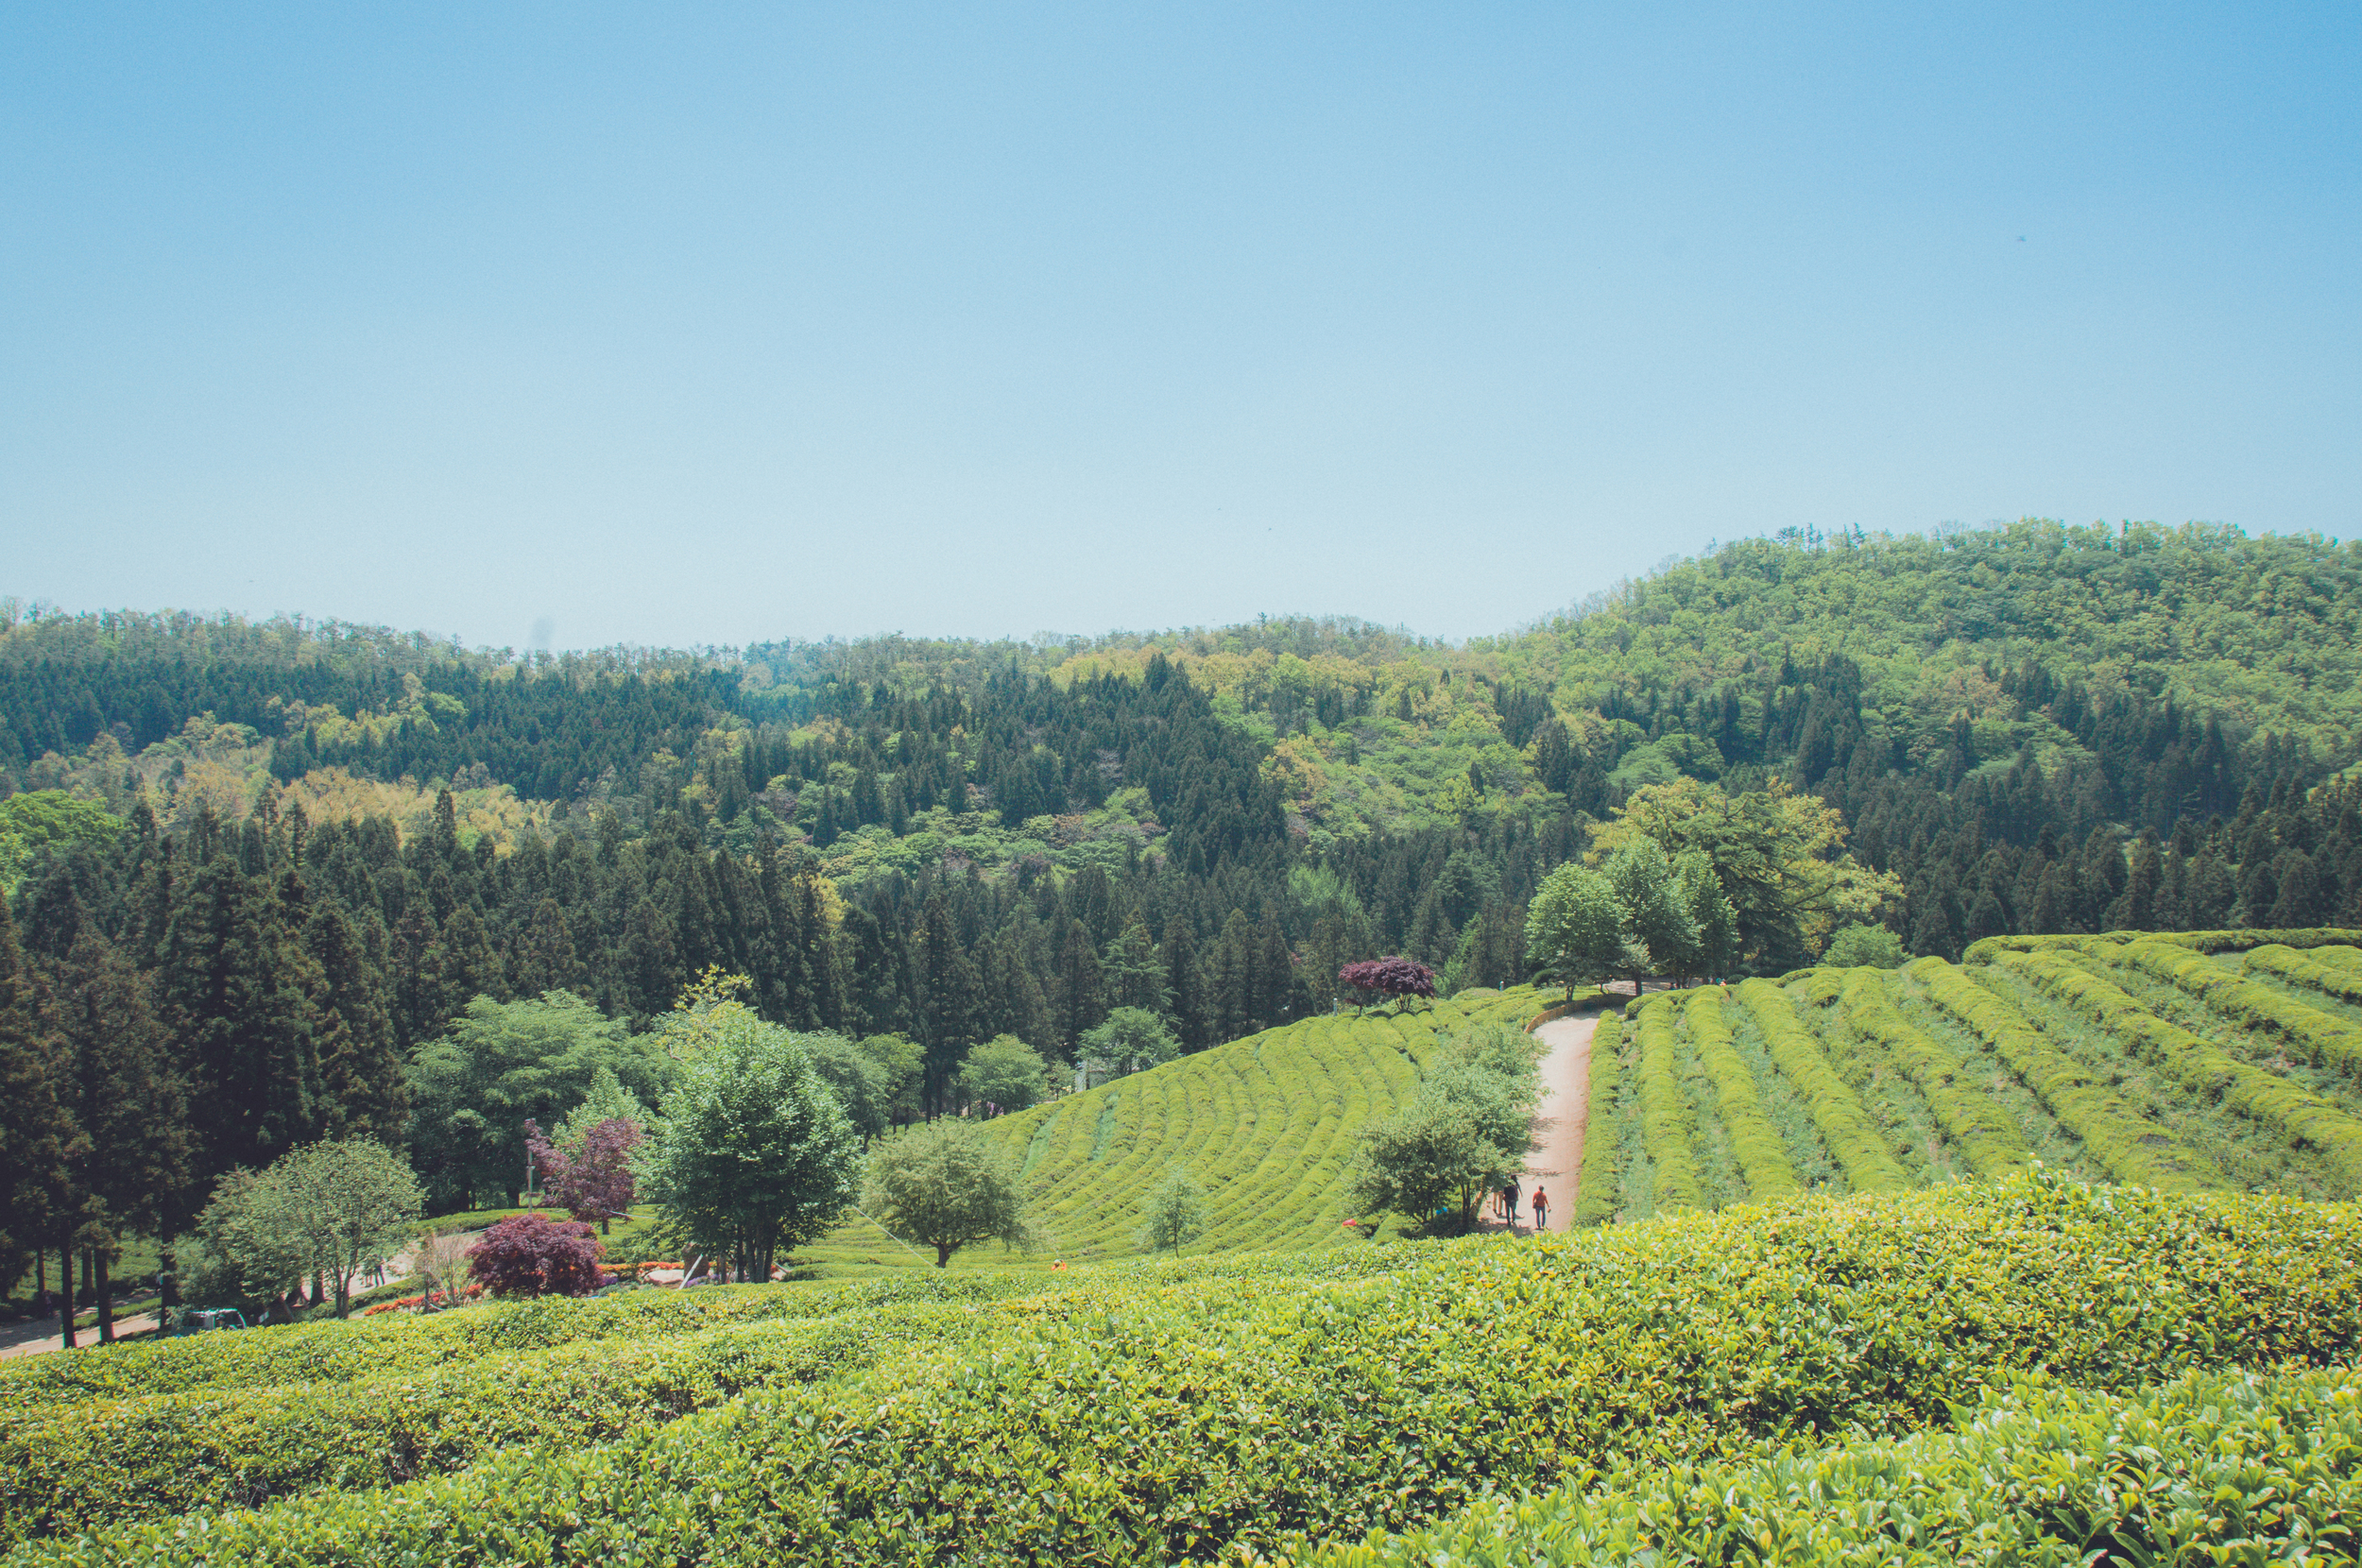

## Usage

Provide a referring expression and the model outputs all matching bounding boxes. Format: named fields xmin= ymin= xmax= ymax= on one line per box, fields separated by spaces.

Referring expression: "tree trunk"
xmin=57 ymin=1241 xmax=77 ymax=1350
xmin=934 ymin=1242 xmax=951 ymax=1268
xmin=94 ymin=1253 xmax=115 ymax=1343
xmin=32 ymin=1250 xmax=46 ymax=1313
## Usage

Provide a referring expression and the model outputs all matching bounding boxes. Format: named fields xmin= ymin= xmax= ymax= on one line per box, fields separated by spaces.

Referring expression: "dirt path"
xmin=1510 ymin=1014 xmax=1596 ymax=1234
xmin=0 ymin=1310 xmax=163 ymax=1361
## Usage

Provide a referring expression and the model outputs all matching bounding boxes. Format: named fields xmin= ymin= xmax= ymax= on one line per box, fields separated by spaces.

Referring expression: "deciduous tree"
xmin=862 ymin=1117 xmax=1031 ymax=1268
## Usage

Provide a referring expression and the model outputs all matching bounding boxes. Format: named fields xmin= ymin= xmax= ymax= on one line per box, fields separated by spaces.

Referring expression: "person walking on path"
xmin=1530 ymin=1185 xmax=1549 ymax=1233
xmin=1499 ymin=1178 xmax=1521 ymax=1227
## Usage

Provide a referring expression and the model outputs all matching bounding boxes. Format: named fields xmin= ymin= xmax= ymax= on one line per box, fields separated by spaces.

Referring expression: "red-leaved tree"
xmin=1338 ymin=957 xmax=1437 ymax=1010
xmin=526 ymin=1116 xmax=644 ymax=1234
xmin=466 ymin=1213 xmax=605 ymax=1298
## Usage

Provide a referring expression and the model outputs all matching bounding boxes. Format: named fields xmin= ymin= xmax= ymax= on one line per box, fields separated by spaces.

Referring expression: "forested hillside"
xmin=3 ymin=519 xmax=2359 ymax=1214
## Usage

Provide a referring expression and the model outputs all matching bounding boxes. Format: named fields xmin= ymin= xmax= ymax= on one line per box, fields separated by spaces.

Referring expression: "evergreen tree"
xmin=157 ymin=854 xmax=322 ymax=1180
xmin=0 ymin=901 xmax=70 ymax=1303
xmin=51 ymin=930 xmax=191 ymax=1340
xmin=305 ymin=906 xmax=404 ymax=1145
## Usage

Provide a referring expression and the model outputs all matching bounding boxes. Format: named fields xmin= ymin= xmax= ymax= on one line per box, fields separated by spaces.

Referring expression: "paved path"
xmin=1506 ymin=1013 xmax=1597 ymax=1234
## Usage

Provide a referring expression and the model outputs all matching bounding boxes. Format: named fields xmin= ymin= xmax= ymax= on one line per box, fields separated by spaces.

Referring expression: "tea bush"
xmin=1907 ymin=959 xmax=2216 ymax=1192
xmin=1734 ymin=980 xmax=1906 ymax=1191
xmin=1684 ymin=989 xmax=1799 ymax=1200
xmin=15 ymin=1174 xmax=2359 ymax=1566
xmin=1285 ymin=1363 xmax=2362 ymax=1567
xmin=2114 ymin=940 xmax=2362 ymax=1076
xmin=1834 ymin=971 xmax=2029 ymax=1179
xmin=2004 ymin=946 xmax=2362 ymax=1191
xmin=1633 ymin=998 xmax=1703 ymax=1210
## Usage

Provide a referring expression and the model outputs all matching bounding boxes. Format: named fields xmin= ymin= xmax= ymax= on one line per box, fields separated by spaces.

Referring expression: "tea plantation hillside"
xmin=802 ymin=985 xmax=1556 ymax=1274
xmin=1582 ymin=926 xmax=2362 ymax=1225
xmin=2 ymin=1175 xmax=2354 ymax=1565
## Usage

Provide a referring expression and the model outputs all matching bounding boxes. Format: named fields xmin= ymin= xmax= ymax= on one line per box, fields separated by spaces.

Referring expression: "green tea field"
xmin=799 ymin=985 xmax=1558 ymax=1274
xmin=1587 ymin=927 xmax=2362 ymax=1223
xmin=2 ymin=1174 xmax=2354 ymax=1564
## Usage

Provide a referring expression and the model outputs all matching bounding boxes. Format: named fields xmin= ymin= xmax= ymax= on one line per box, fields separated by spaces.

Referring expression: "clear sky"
xmin=4 ymin=4 xmax=2355 ymax=653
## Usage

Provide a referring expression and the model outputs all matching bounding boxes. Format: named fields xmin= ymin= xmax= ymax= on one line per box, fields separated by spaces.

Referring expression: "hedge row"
xmin=1633 ymin=999 xmax=1704 ymax=1211
xmin=2 ymin=1300 xmax=967 ymax=1543
xmin=16 ymin=1174 xmax=2362 ymax=1567
xmin=1907 ymin=959 xmax=2217 ymax=1193
xmin=1836 ymin=971 xmax=2031 ymax=1180
xmin=1284 ymin=1363 xmax=2362 ymax=1567
xmin=2111 ymin=940 xmax=2362 ymax=1077
xmin=1571 ymin=1006 xmax=1623 ymax=1227
xmin=1964 ymin=927 xmax=2362 ymax=963
xmin=1733 ymin=980 xmax=1908 ymax=1192
xmin=2005 ymin=947 xmax=2362 ymax=1197
xmin=2248 ymin=942 xmax=2362 ymax=1007
xmin=0 ymin=1273 xmax=1042 ymax=1434
xmin=1684 ymin=989 xmax=1800 ymax=1201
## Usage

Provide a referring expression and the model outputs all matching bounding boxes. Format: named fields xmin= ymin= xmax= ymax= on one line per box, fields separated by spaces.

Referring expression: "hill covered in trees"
xmin=3 ymin=519 xmax=2360 ymax=1242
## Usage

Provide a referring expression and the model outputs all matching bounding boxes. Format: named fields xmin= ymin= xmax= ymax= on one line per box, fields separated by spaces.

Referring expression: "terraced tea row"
xmin=1581 ymin=928 xmax=2362 ymax=1219
xmin=801 ymin=987 xmax=1549 ymax=1271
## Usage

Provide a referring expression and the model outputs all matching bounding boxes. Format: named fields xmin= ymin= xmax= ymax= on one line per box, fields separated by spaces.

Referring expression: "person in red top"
xmin=1530 ymin=1185 xmax=1549 ymax=1232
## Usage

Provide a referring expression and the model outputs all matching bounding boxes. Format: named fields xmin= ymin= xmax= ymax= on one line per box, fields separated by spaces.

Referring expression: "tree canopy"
xmin=636 ymin=1010 xmax=860 ymax=1281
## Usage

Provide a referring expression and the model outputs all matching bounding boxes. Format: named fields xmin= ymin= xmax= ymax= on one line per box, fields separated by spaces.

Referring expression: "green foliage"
xmin=1908 ymin=958 xmax=2219 ymax=1191
xmin=1077 ymin=1006 xmax=1178 ymax=1077
xmin=637 ymin=1011 xmax=862 ymax=1280
xmin=0 ymin=791 xmax=125 ymax=890
xmin=1133 ymin=1167 xmax=1209 ymax=1256
xmin=1524 ymin=862 xmax=1636 ymax=999
xmin=2004 ymin=946 xmax=2362 ymax=1193
xmin=1603 ymin=838 xmax=1700 ymax=980
xmin=856 ymin=1034 xmax=925 ymax=1124
xmin=1570 ymin=1008 xmax=1623 ymax=1226
xmin=861 ymin=1117 xmax=1032 ymax=1268
xmin=956 ymin=1033 xmax=1052 ymax=1115
xmin=793 ymin=1032 xmax=893 ymax=1139
xmin=2114 ymin=939 xmax=2362 ymax=1076
xmin=1287 ymin=1364 xmax=2362 ymax=1567
xmin=1683 ymin=990 xmax=1801 ymax=1201
xmin=9 ymin=1174 xmax=2360 ymax=1566
xmin=1835 ymin=971 xmax=2031 ymax=1179
xmin=1733 ymin=980 xmax=1908 ymax=1192
xmin=1350 ymin=1008 xmax=1544 ymax=1230
xmin=406 ymin=992 xmax=671 ymax=1211
xmin=1348 ymin=1093 xmax=1504 ymax=1232
xmin=1632 ymin=1000 xmax=1703 ymax=1211
xmin=1823 ymin=922 xmax=1907 ymax=968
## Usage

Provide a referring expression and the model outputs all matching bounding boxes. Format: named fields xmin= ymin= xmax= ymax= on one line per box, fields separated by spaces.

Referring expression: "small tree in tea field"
xmin=863 ymin=1117 xmax=1033 ymax=1268
xmin=1135 ymin=1167 xmax=1209 ymax=1257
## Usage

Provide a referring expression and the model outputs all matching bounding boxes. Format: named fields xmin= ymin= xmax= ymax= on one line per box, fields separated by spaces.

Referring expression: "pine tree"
xmin=1053 ymin=921 xmax=1105 ymax=1049
xmin=306 ymin=906 xmax=405 ymax=1144
xmin=916 ymin=895 xmax=978 ymax=1112
xmin=51 ymin=931 xmax=191 ymax=1340
xmin=0 ymin=902 xmax=71 ymax=1305
xmin=157 ymin=855 xmax=323 ymax=1181
xmin=1161 ymin=922 xmax=1209 ymax=1050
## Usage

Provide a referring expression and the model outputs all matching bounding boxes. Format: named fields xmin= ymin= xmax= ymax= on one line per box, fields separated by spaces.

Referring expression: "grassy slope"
xmin=798 ymin=986 xmax=1553 ymax=1275
xmin=1590 ymin=929 xmax=2362 ymax=1219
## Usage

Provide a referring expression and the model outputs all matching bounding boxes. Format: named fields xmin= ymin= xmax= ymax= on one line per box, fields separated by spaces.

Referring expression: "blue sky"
xmin=4 ymin=4 xmax=2354 ymax=652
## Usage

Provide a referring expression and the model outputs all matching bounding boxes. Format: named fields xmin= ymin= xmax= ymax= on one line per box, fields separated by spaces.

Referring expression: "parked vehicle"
xmin=175 ymin=1308 xmax=248 ymax=1335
